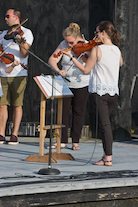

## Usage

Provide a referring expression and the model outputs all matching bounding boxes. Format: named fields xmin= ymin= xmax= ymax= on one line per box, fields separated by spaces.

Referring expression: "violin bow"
xmin=66 ymin=52 xmax=85 ymax=72
xmin=7 ymin=18 xmax=28 ymax=35
xmin=0 ymin=41 xmax=14 ymax=57
xmin=82 ymin=33 xmax=86 ymax=42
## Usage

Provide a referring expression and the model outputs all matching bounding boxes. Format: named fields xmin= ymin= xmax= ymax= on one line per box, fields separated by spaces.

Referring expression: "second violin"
xmin=53 ymin=37 xmax=103 ymax=59
xmin=0 ymin=48 xmax=28 ymax=70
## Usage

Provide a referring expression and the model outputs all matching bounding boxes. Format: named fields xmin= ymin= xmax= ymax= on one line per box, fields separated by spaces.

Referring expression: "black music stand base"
xmin=38 ymin=167 xmax=60 ymax=175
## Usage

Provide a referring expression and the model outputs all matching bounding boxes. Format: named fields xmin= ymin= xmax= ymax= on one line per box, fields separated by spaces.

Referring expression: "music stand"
xmin=15 ymin=41 xmax=73 ymax=174
xmin=38 ymin=74 xmax=60 ymax=175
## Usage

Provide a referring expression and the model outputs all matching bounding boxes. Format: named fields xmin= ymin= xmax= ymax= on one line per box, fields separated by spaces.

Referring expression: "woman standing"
xmin=48 ymin=23 xmax=90 ymax=150
xmin=62 ymin=21 xmax=123 ymax=165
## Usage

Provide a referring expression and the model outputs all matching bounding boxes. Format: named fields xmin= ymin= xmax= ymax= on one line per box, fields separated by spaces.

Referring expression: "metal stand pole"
xmin=38 ymin=75 xmax=60 ymax=175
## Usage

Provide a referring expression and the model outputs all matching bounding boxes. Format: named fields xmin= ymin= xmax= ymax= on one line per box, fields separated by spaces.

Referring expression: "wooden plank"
xmin=24 ymin=155 xmax=57 ymax=163
xmin=36 ymin=124 xmax=65 ymax=130
xmin=39 ymin=92 xmax=46 ymax=156
xmin=56 ymin=98 xmax=63 ymax=153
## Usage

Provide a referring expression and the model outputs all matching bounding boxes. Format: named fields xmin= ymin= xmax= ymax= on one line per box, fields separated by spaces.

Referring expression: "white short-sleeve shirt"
xmin=0 ymin=26 xmax=34 ymax=77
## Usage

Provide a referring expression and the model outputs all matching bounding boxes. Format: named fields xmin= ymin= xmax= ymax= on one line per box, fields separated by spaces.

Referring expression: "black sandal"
xmin=94 ymin=158 xmax=112 ymax=166
xmin=103 ymin=160 xmax=112 ymax=166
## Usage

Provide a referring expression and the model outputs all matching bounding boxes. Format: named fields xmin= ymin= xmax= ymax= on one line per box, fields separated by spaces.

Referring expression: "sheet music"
xmin=35 ymin=75 xmax=73 ymax=98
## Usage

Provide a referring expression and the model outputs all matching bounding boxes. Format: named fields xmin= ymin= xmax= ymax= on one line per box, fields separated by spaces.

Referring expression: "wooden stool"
xmin=25 ymin=78 xmax=75 ymax=163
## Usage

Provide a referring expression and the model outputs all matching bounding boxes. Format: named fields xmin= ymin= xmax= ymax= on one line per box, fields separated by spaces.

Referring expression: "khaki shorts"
xmin=0 ymin=76 xmax=27 ymax=106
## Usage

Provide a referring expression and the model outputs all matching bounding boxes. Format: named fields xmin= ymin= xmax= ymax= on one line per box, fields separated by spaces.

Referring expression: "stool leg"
xmin=56 ymin=98 xmax=63 ymax=154
xmin=55 ymin=129 xmax=60 ymax=153
xmin=39 ymin=92 xmax=46 ymax=156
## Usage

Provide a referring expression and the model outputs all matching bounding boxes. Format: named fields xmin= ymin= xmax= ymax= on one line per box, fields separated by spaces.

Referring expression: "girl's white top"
xmin=60 ymin=40 xmax=90 ymax=88
xmin=89 ymin=44 xmax=121 ymax=96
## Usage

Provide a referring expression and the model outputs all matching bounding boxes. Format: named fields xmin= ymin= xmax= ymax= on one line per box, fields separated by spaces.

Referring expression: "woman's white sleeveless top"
xmin=89 ymin=44 xmax=121 ymax=96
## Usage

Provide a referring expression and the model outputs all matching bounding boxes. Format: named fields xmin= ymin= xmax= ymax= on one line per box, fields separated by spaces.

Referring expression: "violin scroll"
xmin=53 ymin=48 xmax=71 ymax=58
xmin=53 ymin=51 xmax=63 ymax=58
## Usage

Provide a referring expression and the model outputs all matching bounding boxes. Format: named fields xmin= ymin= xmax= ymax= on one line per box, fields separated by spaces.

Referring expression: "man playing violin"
xmin=0 ymin=8 xmax=34 ymax=144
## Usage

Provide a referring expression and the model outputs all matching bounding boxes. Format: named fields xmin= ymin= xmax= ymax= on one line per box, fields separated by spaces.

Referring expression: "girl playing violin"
xmin=62 ymin=21 xmax=123 ymax=165
xmin=48 ymin=23 xmax=90 ymax=150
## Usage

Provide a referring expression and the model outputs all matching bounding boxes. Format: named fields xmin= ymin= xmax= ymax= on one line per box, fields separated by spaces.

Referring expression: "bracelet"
xmin=70 ymin=55 xmax=74 ymax=61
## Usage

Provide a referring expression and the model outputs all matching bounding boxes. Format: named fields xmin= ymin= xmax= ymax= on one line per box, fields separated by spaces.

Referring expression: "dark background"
xmin=0 ymin=0 xmax=136 ymax=140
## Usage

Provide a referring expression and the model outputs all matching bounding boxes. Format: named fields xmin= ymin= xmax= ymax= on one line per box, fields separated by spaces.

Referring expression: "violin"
xmin=0 ymin=19 xmax=28 ymax=70
xmin=0 ymin=48 xmax=28 ymax=70
xmin=53 ymin=37 xmax=103 ymax=61
xmin=0 ymin=18 xmax=28 ymax=43
xmin=5 ymin=25 xmax=26 ymax=43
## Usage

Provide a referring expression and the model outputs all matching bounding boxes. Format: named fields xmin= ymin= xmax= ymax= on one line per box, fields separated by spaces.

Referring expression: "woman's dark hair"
xmin=97 ymin=21 xmax=120 ymax=44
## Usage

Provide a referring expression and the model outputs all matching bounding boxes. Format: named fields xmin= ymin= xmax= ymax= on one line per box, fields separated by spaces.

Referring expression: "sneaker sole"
xmin=8 ymin=142 xmax=19 ymax=145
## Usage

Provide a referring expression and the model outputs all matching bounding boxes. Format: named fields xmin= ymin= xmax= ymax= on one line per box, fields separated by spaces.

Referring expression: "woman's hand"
xmin=62 ymin=51 xmax=72 ymax=59
xmin=59 ymin=70 xmax=67 ymax=76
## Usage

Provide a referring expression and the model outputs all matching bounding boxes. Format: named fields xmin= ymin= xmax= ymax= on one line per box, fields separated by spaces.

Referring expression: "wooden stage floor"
xmin=0 ymin=137 xmax=138 ymax=207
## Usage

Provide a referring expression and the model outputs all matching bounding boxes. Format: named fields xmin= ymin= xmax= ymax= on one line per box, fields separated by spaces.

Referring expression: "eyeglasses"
xmin=5 ymin=14 xmax=19 ymax=19
xmin=94 ymin=31 xmax=100 ymax=35
xmin=65 ymin=38 xmax=76 ymax=45
xmin=66 ymin=41 xmax=75 ymax=45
